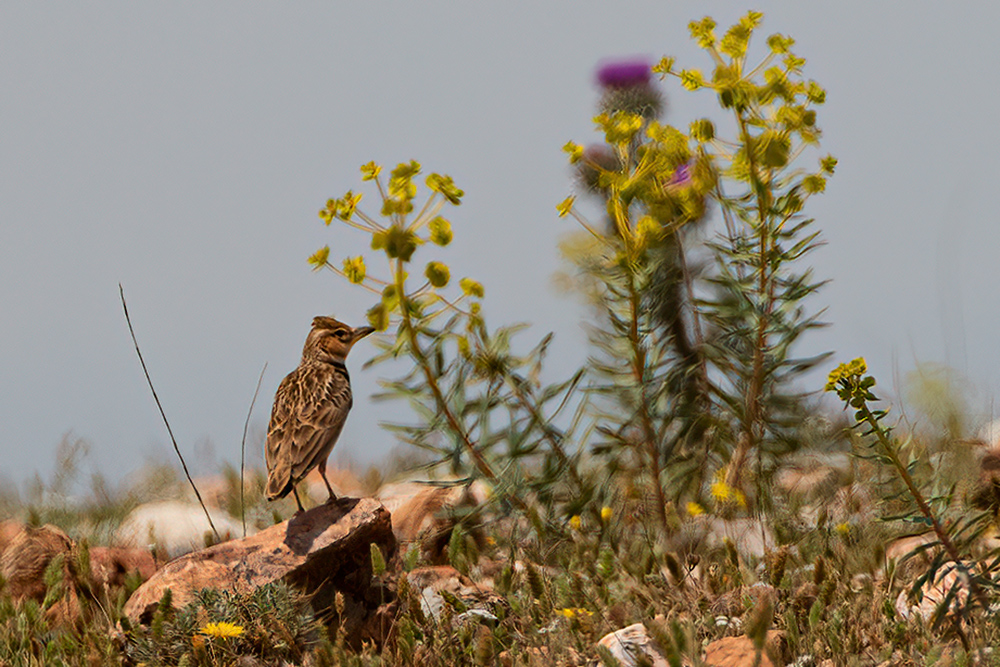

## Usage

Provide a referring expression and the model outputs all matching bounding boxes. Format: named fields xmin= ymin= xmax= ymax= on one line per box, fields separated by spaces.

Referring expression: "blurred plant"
xmin=559 ymin=11 xmax=834 ymax=521
xmin=827 ymin=358 xmax=996 ymax=645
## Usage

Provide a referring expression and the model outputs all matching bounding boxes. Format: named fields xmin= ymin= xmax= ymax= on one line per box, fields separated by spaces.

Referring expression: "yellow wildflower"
xmin=600 ymin=506 xmax=612 ymax=522
xmin=835 ymin=522 xmax=851 ymax=536
xmin=339 ymin=190 xmax=362 ymax=219
xmin=424 ymin=261 xmax=450 ymax=288
xmin=710 ymin=478 xmax=732 ymax=503
xmin=459 ymin=277 xmax=485 ymax=298
xmin=560 ymin=607 xmax=593 ymax=619
xmin=360 ymin=161 xmax=381 ymax=181
xmin=563 ymin=141 xmax=584 ymax=164
xmin=556 ymin=195 xmax=575 ymax=218
xmin=342 ymin=255 xmax=366 ymax=284
xmin=426 ymin=173 xmax=464 ymax=204
xmin=569 ymin=515 xmax=582 ymax=531
xmin=686 ymin=501 xmax=705 ymax=517
xmin=428 ymin=216 xmax=453 ymax=246
xmin=200 ymin=622 xmax=244 ymax=639
xmin=308 ymin=246 xmax=330 ymax=270
xmin=825 ymin=357 xmax=867 ymax=391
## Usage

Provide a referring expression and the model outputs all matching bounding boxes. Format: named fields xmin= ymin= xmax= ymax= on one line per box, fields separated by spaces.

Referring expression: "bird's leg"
xmin=318 ymin=460 xmax=338 ymax=503
xmin=291 ymin=485 xmax=305 ymax=514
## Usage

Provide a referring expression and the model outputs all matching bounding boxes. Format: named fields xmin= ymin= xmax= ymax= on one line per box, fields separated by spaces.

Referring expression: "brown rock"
xmin=123 ymin=497 xmax=396 ymax=646
xmin=0 ymin=524 xmax=73 ymax=601
xmin=703 ymin=631 xmax=786 ymax=667
xmin=0 ymin=519 xmax=25 ymax=557
xmin=379 ymin=480 xmax=488 ymax=563
xmin=89 ymin=547 xmax=159 ymax=589
xmin=0 ymin=524 xmax=80 ymax=624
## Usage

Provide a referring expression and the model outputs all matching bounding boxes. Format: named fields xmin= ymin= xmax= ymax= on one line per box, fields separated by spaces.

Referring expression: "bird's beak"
xmin=352 ymin=326 xmax=376 ymax=342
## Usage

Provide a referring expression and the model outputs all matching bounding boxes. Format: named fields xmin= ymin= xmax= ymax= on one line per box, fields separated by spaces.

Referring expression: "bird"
xmin=265 ymin=316 xmax=374 ymax=513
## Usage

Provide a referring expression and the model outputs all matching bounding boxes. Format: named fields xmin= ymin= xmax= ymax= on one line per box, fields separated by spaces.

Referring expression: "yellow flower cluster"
xmin=307 ymin=246 xmax=330 ymax=270
xmin=825 ymin=357 xmax=867 ymax=391
xmin=560 ymin=607 xmax=594 ymax=619
xmin=200 ymin=622 xmax=244 ymax=639
xmin=710 ymin=471 xmax=747 ymax=508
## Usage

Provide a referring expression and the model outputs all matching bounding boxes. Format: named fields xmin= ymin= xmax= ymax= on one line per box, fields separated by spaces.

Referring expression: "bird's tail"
xmin=265 ymin=465 xmax=292 ymax=502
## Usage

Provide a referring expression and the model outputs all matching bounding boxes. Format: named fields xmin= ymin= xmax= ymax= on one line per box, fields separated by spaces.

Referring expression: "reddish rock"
xmin=378 ymin=480 xmax=488 ymax=563
xmin=0 ymin=524 xmax=73 ymax=602
xmin=89 ymin=546 xmax=159 ymax=589
xmin=703 ymin=631 xmax=786 ymax=667
xmin=123 ymin=497 xmax=396 ymax=645
xmin=0 ymin=519 xmax=25 ymax=557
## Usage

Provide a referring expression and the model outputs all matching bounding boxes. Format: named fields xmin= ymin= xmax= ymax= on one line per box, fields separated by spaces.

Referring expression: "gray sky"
xmin=3 ymin=2 xmax=999 ymax=486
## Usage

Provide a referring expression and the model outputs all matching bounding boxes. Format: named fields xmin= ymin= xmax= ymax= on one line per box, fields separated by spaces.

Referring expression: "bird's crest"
xmin=312 ymin=316 xmax=349 ymax=332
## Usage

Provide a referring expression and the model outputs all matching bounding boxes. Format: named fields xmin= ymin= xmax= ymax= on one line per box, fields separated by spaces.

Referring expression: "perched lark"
xmin=265 ymin=316 xmax=374 ymax=512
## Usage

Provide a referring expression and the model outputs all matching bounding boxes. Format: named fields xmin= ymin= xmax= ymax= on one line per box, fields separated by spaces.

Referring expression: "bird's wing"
xmin=265 ymin=365 xmax=352 ymax=498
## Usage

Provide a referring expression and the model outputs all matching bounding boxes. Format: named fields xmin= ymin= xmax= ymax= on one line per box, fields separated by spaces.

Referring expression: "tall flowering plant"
xmin=559 ymin=11 xmax=834 ymax=520
xmin=312 ymin=161 xmax=595 ymax=525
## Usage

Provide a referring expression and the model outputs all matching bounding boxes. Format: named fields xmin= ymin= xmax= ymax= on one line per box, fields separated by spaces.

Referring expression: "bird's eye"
xmin=336 ymin=330 xmax=349 ymax=340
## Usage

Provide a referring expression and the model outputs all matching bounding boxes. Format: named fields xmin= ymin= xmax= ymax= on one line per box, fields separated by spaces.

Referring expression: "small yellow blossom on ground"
xmin=710 ymin=477 xmax=732 ymax=503
xmin=485 ymin=536 xmax=496 ymax=547
xmin=686 ymin=501 xmax=705 ymax=517
xmin=560 ymin=607 xmax=594 ymax=619
xmin=835 ymin=522 xmax=851 ymax=536
xmin=600 ymin=506 xmax=612 ymax=522
xmin=569 ymin=515 xmax=582 ymax=530
xmin=200 ymin=622 xmax=244 ymax=639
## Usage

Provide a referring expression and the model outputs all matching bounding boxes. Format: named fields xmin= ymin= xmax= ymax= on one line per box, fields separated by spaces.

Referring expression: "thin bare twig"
xmin=119 ymin=284 xmax=220 ymax=542
xmin=241 ymin=362 xmax=267 ymax=538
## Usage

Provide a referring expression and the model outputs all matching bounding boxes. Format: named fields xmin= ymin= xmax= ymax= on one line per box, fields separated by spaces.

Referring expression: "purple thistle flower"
xmin=668 ymin=160 xmax=693 ymax=187
xmin=596 ymin=59 xmax=652 ymax=88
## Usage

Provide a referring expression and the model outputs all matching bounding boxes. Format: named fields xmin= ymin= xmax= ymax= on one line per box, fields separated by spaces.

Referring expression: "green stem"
xmin=394 ymin=259 xmax=497 ymax=482
xmin=859 ymin=404 xmax=989 ymax=612
xmin=725 ymin=112 xmax=772 ymax=500
xmin=625 ymin=270 xmax=670 ymax=535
